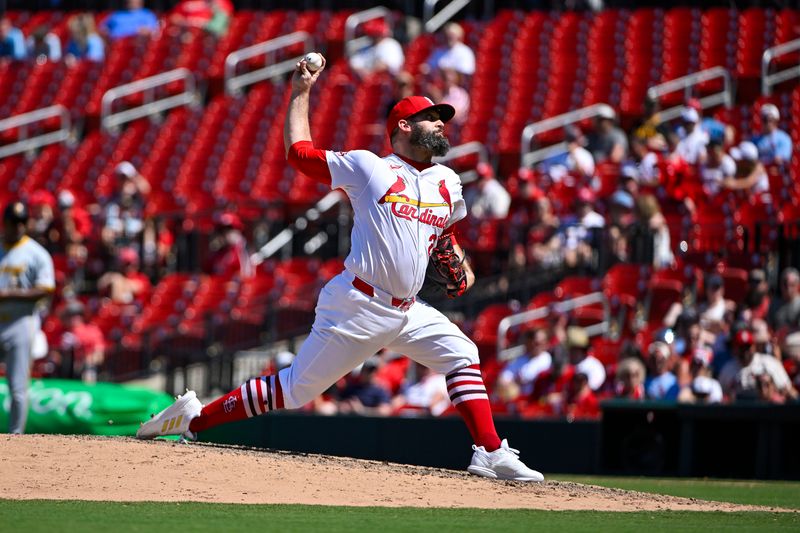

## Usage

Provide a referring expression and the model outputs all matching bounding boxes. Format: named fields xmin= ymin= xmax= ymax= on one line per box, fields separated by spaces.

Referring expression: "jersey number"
xmin=427 ymin=233 xmax=438 ymax=256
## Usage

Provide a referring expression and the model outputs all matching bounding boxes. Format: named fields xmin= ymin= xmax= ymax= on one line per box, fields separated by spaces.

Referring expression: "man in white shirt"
xmin=675 ymin=107 xmax=708 ymax=165
xmin=464 ymin=162 xmax=511 ymax=220
xmin=349 ymin=18 xmax=405 ymax=76
xmin=425 ymin=22 xmax=476 ymax=76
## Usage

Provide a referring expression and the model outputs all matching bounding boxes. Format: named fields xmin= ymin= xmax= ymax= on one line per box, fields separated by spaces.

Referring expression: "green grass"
xmin=553 ymin=476 xmax=800 ymax=510
xmin=0 ymin=501 xmax=796 ymax=533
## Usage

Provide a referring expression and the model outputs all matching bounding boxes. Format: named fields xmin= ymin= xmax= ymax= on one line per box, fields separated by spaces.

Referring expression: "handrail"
xmin=647 ymin=66 xmax=732 ymax=122
xmin=519 ymin=103 xmax=613 ymax=168
xmin=423 ymin=0 xmax=471 ymax=34
xmin=225 ymin=31 xmax=314 ymax=96
xmin=101 ymin=68 xmax=197 ymax=133
xmin=0 ymin=105 xmax=71 ymax=159
xmin=251 ymin=191 xmax=345 ymax=264
xmin=432 ymin=141 xmax=488 ymax=184
xmin=344 ymin=6 xmax=391 ymax=58
xmin=762 ymin=38 xmax=800 ymax=96
xmin=496 ymin=292 xmax=609 ymax=361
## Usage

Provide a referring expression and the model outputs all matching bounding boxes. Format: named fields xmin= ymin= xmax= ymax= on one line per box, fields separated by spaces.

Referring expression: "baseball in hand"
xmin=303 ymin=52 xmax=323 ymax=72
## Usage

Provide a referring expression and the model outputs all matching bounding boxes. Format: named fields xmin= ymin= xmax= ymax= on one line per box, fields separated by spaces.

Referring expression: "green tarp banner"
xmin=0 ymin=379 xmax=173 ymax=435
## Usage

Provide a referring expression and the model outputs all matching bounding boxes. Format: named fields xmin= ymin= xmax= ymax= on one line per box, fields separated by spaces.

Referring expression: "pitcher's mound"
xmin=0 ymin=434 xmax=781 ymax=511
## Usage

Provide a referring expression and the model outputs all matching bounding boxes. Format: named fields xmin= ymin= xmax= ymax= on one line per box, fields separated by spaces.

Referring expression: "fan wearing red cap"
xmin=154 ymin=51 xmax=545 ymax=483
xmin=348 ymin=17 xmax=405 ymax=77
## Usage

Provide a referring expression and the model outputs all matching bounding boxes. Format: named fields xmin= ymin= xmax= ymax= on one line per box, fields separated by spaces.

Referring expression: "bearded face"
xmin=409 ymin=121 xmax=450 ymax=157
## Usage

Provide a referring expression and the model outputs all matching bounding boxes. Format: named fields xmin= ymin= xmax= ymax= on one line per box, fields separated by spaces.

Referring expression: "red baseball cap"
xmin=386 ymin=96 xmax=455 ymax=140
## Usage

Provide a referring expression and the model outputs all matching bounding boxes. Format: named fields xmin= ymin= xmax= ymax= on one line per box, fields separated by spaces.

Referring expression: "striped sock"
xmin=188 ymin=375 xmax=284 ymax=433
xmin=446 ymin=364 xmax=501 ymax=452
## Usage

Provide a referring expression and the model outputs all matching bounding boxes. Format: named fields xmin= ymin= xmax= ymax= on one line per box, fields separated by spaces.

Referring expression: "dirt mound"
xmin=0 ymin=435 xmax=785 ymax=511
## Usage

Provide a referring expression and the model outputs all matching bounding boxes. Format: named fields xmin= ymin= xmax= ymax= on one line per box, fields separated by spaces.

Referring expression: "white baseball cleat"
xmin=467 ymin=439 xmax=544 ymax=482
xmin=136 ymin=390 xmax=203 ymax=441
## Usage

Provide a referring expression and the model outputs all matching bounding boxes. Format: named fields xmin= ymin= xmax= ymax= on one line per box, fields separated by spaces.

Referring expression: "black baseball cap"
xmin=3 ymin=201 xmax=28 ymax=224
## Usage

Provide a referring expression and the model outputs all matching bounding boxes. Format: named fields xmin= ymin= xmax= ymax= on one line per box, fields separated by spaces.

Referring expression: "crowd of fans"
xmin=0 ymin=0 xmax=233 ymax=66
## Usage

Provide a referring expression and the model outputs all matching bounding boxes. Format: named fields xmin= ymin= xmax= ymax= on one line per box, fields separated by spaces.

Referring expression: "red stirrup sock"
xmin=446 ymin=364 xmax=502 ymax=452
xmin=189 ymin=375 xmax=285 ymax=433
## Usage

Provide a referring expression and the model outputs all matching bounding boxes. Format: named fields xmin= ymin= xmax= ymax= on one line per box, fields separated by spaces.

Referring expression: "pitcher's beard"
xmin=410 ymin=123 xmax=450 ymax=157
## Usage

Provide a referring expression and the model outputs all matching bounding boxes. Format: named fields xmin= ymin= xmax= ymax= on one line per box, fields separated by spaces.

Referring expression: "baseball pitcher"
xmin=137 ymin=55 xmax=543 ymax=482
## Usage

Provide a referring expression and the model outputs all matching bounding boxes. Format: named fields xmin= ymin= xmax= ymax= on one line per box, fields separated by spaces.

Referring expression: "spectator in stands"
xmin=769 ymin=267 xmax=800 ymax=331
xmin=101 ymin=0 xmax=159 ymax=40
xmin=587 ymin=105 xmax=628 ymax=164
xmin=424 ymin=22 xmax=476 ymax=77
xmin=752 ymin=103 xmax=792 ymax=166
xmin=740 ymin=268 xmax=771 ymax=323
xmin=349 ymin=18 xmax=404 ymax=77
xmin=543 ymin=125 xmax=595 ymax=181
xmin=614 ymin=357 xmax=646 ymax=400
xmin=338 ymin=357 xmax=392 ymax=416
xmin=384 ymin=70 xmax=416 ymax=117
xmin=559 ymin=188 xmax=602 ymax=269
xmin=203 ymin=212 xmax=253 ymax=278
xmin=719 ymin=329 xmax=796 ymax=402
xmin=782 ymin=332 xmax=800 ymax=392
xmin=55 ymin=301 xmax=105 ymax=383
xmin=698 ymin=273 xmax=735 ymax=335
xmin=55 ymin=190 xmax=92 ymax=259
xmin=97 ymin=247 xmax=151 ymax=305
xmin=0 ymin=16 xmax=26 ymax=61
xmin=633 ymin=194 xmax=674 ymax=269
xmin=66 ymin=14 xmax=105 ymax=63
xmin=685 ymin=98 xmax=732 ymax=146
xmin=496 ymin=328 xmax=553 ymax=402
xmin=528 ymin=196 xmax=563 ymax=268
xmin=169 ymin=0 xmax=233 ymax=37
xmin=464 ymin=162 xmax=510 ymax=220
xmin=391 ymin=362 xmax=450 ymax=416
xmin=632 ymin=97 xmax=662 ymax=143
xmin=563 ymin=372 xmax=600 ymax=419
xmin=625 ymin=135 xmax=664 ymax=188
xmin=644 ymin=341 xmax=679 ymax=400
xmin=427 ymin=68 xmax=469 ymax=127
xmin=700 ymin=141 xmax=737 ymax=197
xmin=674 ymin=107 xmax=708 ymax=166
xmin=27 ymin=190 xmax=58 ymax=249
xmin=565 ymin=326 xmax=606 ymax=392
xmin=677 ymin=346 xmax=722 ymax=404
xmin=26 ymin=25 xmax=62 ymax=62
xmin=102 ymin=161 xmax=150 ymax=248
xmin=604 ymin=190 xmax=635 ymax=265
xmin=725 ymin=141 xmax=770 ymax=198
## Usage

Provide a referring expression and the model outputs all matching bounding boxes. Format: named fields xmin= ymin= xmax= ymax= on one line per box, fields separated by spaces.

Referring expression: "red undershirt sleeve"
xmin=287 ymin=140 xmax=332 ymax=186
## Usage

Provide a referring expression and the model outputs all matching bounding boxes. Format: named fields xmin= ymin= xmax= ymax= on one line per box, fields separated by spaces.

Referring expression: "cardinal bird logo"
xmin=438 ymin=180 xmax=452 ymax=214
xmin=378 ymin=176 xmax=407 ymax=203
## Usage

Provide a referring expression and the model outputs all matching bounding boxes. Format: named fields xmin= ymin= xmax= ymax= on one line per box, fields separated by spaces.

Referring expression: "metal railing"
xmin=496 ymin=292 xmax=609 ymax=361
xmin=225 ymin=31 xmax=314 ymax=96
xmin=432 ymin=141 xmax=488 ymax=184
xmin=101 ymin=68 xmax=197 ymax=132
xmin=519 ymin=103 xmax=613 ymax=168
xmin=344 ymin=6 xmax=392 ymax=58
xmin=251 ymin=190 xmax=346 ymax=264
xmin=647 ymin=66 xmax=732 ymax=122
xmin=423 ymin=0 xmax=471 ymax=33
xmin=0 ymin=105 xmax=71 ymax=159
xmin=762 ymin=38 xmax=800 ymax=96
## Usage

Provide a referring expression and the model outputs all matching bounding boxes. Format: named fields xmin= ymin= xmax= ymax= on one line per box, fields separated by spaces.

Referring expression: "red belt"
xmin=352 ymin=276 xmax=415 ymax=311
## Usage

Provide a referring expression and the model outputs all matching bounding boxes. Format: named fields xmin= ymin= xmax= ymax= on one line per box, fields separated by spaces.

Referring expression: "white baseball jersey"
xmin=326 ymin=151 xmax=467 ymax=300
xmin=0 ymin=236 xmax=55 ymax=320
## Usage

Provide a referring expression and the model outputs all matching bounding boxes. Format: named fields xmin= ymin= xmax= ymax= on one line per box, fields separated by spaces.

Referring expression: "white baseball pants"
xmin=277 ymin=270 xmax=479 ymax=409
